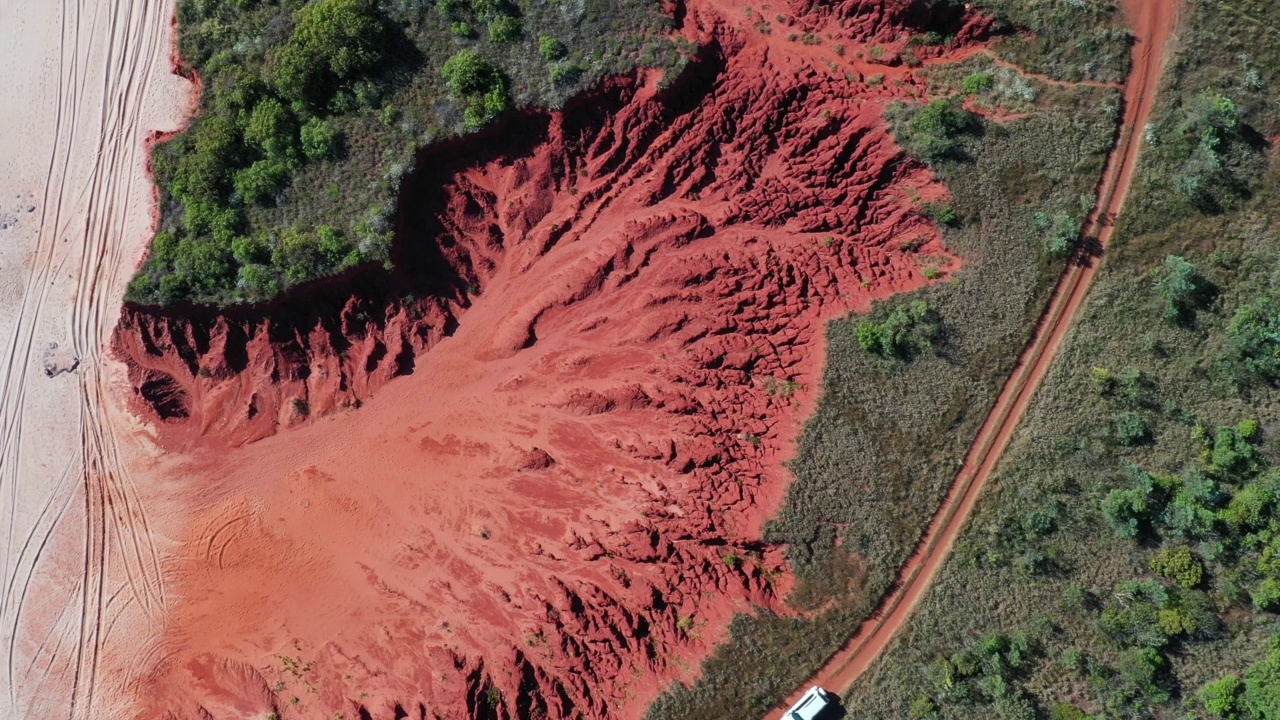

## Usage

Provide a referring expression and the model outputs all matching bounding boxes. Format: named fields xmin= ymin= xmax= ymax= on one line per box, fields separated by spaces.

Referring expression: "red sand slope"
xmin=112 ymin=2 xmax=996 ymax=718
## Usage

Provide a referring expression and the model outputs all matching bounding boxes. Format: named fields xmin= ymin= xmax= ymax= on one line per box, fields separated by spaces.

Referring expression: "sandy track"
xmin=0 ymin=0 xmax=191 ymax=717
xmin=766 ymin=0 xmax=1181 ymax=714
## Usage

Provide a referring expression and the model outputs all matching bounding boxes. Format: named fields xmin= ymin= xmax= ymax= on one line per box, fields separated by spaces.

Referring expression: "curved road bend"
xmin=767 ymin=0 xmax=1181 ymax=715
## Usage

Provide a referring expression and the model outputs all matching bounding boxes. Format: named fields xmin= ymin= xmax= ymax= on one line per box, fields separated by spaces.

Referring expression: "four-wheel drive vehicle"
xmin=785 ymin=686 xmax=833 ymax=720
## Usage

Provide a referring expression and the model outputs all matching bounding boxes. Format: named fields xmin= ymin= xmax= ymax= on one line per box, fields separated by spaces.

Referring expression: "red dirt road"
xmin=110 ymin=3 xmax=1011 ymax=719
xmin=767 ymin=0 xmax=1181 ymax=714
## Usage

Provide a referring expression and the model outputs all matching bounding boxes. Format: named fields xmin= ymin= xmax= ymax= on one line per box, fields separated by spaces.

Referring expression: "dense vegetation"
xmin=838 ymin=1 xmax=1280 ymax=718
xmin=647 ymin=14 xmax=1126 ymax=720
xmin=132 ymin=0 xmax=680 ymax=305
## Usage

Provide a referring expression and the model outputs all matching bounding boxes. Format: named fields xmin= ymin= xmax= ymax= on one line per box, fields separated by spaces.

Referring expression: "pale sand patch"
xmin=0 ymin=0 xmax=190 ymax=717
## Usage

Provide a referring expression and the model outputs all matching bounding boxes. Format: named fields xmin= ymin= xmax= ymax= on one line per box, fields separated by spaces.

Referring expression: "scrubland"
xmin=840 ymin=1 xmax=1280 ymax=719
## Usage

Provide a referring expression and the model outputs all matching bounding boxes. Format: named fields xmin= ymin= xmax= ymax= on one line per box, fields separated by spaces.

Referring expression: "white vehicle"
xmin=784 ymin=686 xmax=833 ymax=720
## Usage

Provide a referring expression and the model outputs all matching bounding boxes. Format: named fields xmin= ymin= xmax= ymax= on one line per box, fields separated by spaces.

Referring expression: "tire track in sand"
xmin=0 ymin=0 xmax=184 ymax=716
xmin=767 ymin=0 xmax=1181 ymax=714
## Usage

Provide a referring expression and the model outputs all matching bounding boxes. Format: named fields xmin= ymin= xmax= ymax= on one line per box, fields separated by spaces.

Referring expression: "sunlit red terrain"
xmin=109 ymin=1 xmax=999 ymax=717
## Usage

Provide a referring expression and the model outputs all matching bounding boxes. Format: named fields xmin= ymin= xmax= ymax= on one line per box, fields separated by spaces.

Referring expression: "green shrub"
xmin=896 ymin=97 xmax=978 ymax=161
xmin=451 ymin=21 xmax=475 ymax=38
xmin=1049 ymin=704 xmax=1092 ymax=720
xmin=488 ymin=15 xmax=522 ymax=43
xmin=921 ymin=202 xmax=959 ymax=226
xmin=539 ymin=34 xmax=567 ymax=61
xmin=550 ymin=61 xmax=583 ymax=84
xmin=1153 ymin=255 xmax=1209 ymax=322
xmin=1170 ymin=93 xmax=1250 ymax=213
xmin=1032 ymin=211 xmax=1079 ymax=256
xmin=1113 ymin=411 xmax=1150 ymax=446
xmin=299 ymin=118 xmax=341 ymax=161
xmin=442 ymin=50 xmax=498 ymax=95
xmin=1149 ymin=545 xmax=1203 ymax=588
xmin=962 ymin=71 xmax=994 ymax=94
xmin=856 ymin=300 xmax=940 ymax=359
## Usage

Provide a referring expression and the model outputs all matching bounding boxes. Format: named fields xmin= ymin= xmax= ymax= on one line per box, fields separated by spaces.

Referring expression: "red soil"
xmin=112 ymin=2 xmax=1000 ymax=718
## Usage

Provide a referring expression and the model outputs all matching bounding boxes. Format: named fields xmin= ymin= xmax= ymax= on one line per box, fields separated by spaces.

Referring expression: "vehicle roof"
xmin=786 ymin=686 xmax=829 ymax=720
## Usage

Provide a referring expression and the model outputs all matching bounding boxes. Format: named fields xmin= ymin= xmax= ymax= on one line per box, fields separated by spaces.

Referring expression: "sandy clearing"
xmin=766 ymin=0 xmax=1183 ymax=715
xmin=0 ymin=0 xmax=192 ymax=717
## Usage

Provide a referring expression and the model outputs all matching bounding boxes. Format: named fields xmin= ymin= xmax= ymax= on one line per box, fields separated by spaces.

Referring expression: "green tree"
xmin=276 ymin=229 xmax=322 ymax=285
xmin=1119 ymin=647 xmax=1170 ymax=704
xmin=1222 ymin=479 xmax=1275 ymax=531
xmin=230 ymin=235 xmax=270 ymax=266
xmin=1243 ymin=647 xmax=1280 ymax=720
xmin=857 ymin=300 xmax=940 ymax=359
xmin=271 ymin=0 xmax=388 ymax=106
xmin=233 ymin=160 xmax=289 ymax=204
xmin=1210 ymin=423 xmax=1258 ymax=477
xmin=316 ymin=225 xmax=355 ymax=267
xmin=243 ymin=97 xmax=298 ymax=162
xmin=1101 ymin=584 xmax=1170 ymax=648
xmin=1050 ymin=704 xmax=1093 ymax=720
xmin=1103 ymin=480 xmax=1152 ymax=538
xmin=1201 ymin=675 xmax=1243 ymax=719
xmin=239 ymin=263 xmax=280 ymax=297
xmin=172 ymin=236 xmax=235 ymax=298
xmin=1228 ymin=293 xmax=1280 ymax=383
xmin=1252 ymin=578 xmax=1280 ymax=611
xmin=170 ymin=115 xmax=242 ymax=202
xmin=183 ymin=199 xmax=241 ymax=238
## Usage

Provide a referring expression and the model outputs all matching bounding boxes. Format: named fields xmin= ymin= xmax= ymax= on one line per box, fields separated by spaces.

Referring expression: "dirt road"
xmin=767 ymin=0 xmax=1181 ymax=714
